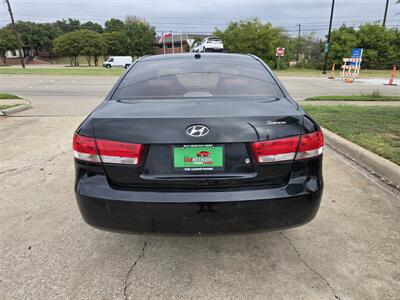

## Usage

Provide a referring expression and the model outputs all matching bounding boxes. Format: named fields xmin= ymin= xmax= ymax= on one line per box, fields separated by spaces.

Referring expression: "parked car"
xmin=195 ymin=37 xmax=224 ymax=52
xmin=74 ymin=53 xmax=323 ymax=234
xmin=191 ymin=42 xmax=201 ymax=52
xmin=102 ymin=56 xmax=132 ymax=68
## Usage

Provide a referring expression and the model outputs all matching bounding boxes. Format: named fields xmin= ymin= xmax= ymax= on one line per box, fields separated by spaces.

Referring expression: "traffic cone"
xmin=384 ymin=65 xmax=398 ymax=86
xmin=328 ymin=63 xmax=335 ymax=79
xmin=344 ymin=78 xmax=353 ymax=83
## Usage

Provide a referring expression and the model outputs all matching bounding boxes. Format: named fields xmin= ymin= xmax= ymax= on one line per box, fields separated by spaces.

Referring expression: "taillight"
xmin=96 ymin=139 xmax=144 ymax=165
xmin=73 ymin=133 xmax=144 ymax=165
xmin=296 ymin=130 xmax=324 ymax=160
xmin=250 ymin=130 xmax=323 ymax=163
xmin=250 ymin=136 xmax=300 ymax=163
xmin=73 ymin=133 xmax=101 ymax=163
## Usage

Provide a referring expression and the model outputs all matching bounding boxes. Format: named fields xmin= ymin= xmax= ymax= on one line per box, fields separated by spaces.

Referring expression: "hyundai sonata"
xmin=73 ymin=53 xmax=323 ymax=234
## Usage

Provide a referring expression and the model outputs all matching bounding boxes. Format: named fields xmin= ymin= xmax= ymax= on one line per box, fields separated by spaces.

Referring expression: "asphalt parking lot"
xmin=1 ymin=74 xmax=399 ymax=299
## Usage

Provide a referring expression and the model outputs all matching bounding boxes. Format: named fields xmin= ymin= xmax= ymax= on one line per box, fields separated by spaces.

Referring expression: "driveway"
xmin=1 ymin=74 xmax=399 ymax=299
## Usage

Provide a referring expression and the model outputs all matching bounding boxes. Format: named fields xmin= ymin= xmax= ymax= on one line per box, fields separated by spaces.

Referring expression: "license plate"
xmin=173 ymin=144 xmax=224 ymax=171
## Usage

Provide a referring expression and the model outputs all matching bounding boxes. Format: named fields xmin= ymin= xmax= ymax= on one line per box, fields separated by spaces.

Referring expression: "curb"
xmin=322 ymin=128 xmax=400 ymax=189
xmin=0 ymin=99 xmax=31 ymax=116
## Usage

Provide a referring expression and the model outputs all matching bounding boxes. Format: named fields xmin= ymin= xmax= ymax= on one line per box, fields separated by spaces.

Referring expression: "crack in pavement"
xmin=279 ymin=232 xmax=341 ymax=300
xmin=0 ymin=146 xmax=71 ymax=176
xmin=123 ymin=237 xmax=149 ymax=300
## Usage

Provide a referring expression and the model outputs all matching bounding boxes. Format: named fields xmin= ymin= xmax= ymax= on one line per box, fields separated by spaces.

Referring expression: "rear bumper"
xmin=75 ymin=174 xmax=323 ymax=234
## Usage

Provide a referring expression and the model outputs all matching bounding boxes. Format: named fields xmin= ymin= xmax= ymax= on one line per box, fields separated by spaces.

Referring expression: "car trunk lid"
xmin=91 ymin=98 xmax=303 ymax=188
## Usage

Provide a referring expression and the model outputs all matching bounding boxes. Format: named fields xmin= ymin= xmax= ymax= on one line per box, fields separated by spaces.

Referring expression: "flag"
xmin=159 ymin=31 xmax=172 ymax=43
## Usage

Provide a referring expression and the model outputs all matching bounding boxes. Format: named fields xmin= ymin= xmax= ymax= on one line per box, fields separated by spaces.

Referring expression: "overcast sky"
xmin=2 ymin=0 xmax=399 ymax=36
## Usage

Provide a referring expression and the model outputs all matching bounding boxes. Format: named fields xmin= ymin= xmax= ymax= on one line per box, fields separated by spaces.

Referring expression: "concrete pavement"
xmin=1 ymin=74 xmax=399 ymax=299
xmin=1 ymin=74 xmax=399 ymax=116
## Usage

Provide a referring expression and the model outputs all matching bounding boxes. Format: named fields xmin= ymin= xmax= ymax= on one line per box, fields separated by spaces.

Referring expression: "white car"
xmin=192 ymin=37 xmax=224 ymax=52
xmin=103 ymin=56 xmax=133 ymax=69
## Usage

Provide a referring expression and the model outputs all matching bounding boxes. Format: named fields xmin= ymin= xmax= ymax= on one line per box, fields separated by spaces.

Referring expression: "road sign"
xmin=351 ymin=48 xmax=363 ymax=59
xmin=276 ymin=47 xmax=285 ymax=57
xmin=186 ymin=38 xmax=195 ymax=47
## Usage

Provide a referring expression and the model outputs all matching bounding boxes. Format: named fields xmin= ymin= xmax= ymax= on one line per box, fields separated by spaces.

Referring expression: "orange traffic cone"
xmin=328 ymin=63 xmax=335 ymax=79
xmin=384 ymin=65 xmax=398 ymax=86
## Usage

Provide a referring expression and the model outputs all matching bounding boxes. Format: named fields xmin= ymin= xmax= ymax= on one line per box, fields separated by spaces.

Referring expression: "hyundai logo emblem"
xmin=186 ymin=125 xmax=209 ymax=137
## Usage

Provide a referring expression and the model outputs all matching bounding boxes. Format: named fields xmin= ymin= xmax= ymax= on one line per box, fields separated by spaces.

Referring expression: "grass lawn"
xmin=305 ymin=95 xmax=400 ymax=101
xmin=0 ymin=93 xmax=21 ymax=99
xmin=302 ymin=105 xmax=400 ymax=165
xmin=0 ymin=104 xmax=20 ymax=110
xmin=276 ymin=68 xmax=392 ymax=78
xmin=0 ymin=66 xmax=393 ymax=78
xmin=0 ymin=67 xmax=124 ymax=76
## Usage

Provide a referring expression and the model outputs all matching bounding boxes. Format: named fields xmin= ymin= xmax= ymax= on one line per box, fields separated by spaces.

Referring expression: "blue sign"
xmin=351 ymin=48 xmax=363 ymax=59
xmin=350 ymin=48 xmax=363 ymax=66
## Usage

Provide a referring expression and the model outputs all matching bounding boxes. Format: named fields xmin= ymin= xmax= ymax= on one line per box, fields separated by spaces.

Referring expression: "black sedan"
xmin=73 ymin=53 xmax=323 ymax=234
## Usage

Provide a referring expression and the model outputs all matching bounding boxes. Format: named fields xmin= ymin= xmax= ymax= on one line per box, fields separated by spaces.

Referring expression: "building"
xmin=158 ymin=33 xmax=207 ymax=54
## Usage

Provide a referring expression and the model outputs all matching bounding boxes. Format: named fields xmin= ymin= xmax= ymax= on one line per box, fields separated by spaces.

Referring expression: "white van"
xmin=103 ymin=56 xmax=133 ymax=69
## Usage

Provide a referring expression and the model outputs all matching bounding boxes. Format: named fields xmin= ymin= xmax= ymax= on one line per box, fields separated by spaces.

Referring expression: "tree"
xmin=358 ymin=24 xmax=398 ymax=69
xmin=102 ymin=31 xmax=126 ymax=56
xmin=54 ymin=18 xmax=81 ymax=33
xmin=7 ymin=21 xmax=62 ymax=56
xmin=54 ymin=29 xmax=105 ymax=66
xmin=79 ymin=30 xmax=105 ymax=66
xmin=214 ymin=19 xmax=292 ymax=68
xmin=104 ymin=18 xmax=125 ymax=32
xmin=326 ymin=24 xmax=400 ymax=69
xmin=81 ymin=21 xmax=103 ymax=33
xmin=0 ymin=29 xmax=16 ymax=64
xmin=327 ymin=25 xmax=359 ymax=68
xmin=123 ymin=16 xmax=157 ymax=57
xmin=53 ymin=30 xmax=83 ymax=66
xmin=293 ymin=33 xmax=323 ymax=68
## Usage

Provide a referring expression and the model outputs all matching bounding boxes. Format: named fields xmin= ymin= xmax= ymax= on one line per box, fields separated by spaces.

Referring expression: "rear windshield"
xmin=112 ymin=56 xmax=283 ymax=99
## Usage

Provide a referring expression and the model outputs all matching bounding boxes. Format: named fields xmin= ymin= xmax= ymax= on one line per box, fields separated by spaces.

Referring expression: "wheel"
xmin=124 ymin=64 xmax=130 ymax=69
xmin=105 ymin=64 xmax=111 ymax=69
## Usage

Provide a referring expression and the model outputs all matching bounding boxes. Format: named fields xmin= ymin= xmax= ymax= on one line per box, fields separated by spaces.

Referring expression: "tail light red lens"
xmin=73 ymin=133 xmax=144 ymax=165
xmin=296 ymin=130 xmax=324 ymax=160
xmin=73 ymin=133 xmax=101 ymax=163
xmin=250 ymin=130 xmax=324 ymax=163
xmin=250 ymin=136 xmax=300 ymax=163
xmin=96 ymin=139 xmax=144 ymax=165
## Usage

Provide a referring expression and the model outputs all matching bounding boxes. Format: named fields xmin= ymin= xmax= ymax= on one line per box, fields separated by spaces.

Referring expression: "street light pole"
xmin=296 ymin=24 xmax=301 ymax=65
xmin=383 ymin=0 xmax=389 ymax=26
xmin=322 ymin=0 xmax=335 ymax=74
xmin=5 ymin=0 xmax=25 ymax=68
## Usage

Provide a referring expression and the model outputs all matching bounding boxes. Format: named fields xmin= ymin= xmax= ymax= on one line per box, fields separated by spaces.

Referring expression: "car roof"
xmin=140 ymin=53 xmax=256 ymax=62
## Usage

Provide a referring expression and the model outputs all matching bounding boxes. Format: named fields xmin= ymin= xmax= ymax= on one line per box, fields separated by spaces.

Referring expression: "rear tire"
xmin=124 ymin=64 xmax=130 ymax=69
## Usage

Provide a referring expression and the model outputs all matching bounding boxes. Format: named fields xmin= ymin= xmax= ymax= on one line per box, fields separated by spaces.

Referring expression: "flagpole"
xmin=162 ymin=31 xmax=165 ymax=54
xmin=171 ymin=31 xmax=174 ymax=54
xmin=180 ymin=31 xmax=183 ymax=53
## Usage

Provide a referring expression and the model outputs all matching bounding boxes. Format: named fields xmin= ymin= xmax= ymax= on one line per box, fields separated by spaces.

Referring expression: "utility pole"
xmin=5 ymin=0 xmax=25 ymax=68
xmin=383 ymin=0 xmax=389 ymax=26
xmin=296 ymin=24 xmax=301 ymax=65
xmin=322 ymin=0 xmax=335 ymax=74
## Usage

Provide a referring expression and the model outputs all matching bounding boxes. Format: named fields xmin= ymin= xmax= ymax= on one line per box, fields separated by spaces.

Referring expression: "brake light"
xmin=96 ymin=139 xmax=144 ymax=165
xmin=296 ymin=130 xmax=324 ymax=160
xmin=73 ymin=133 xmax=144 ymax=165
xmin=250 ymin=130 xmax=323 ymax=163
xmin=250 ymin=136 xmax=300 ymax=163
xmin=73 ymin=133 xmax=101 ymax=163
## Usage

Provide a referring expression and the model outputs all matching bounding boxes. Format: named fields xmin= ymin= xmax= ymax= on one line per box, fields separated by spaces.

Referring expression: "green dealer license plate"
xmin=173 ymin=144 xmax=224 ymax=171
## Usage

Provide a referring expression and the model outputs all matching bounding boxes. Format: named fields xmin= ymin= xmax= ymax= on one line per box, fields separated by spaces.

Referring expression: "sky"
xmin=1 ymin=0 xmax=399 ymax=37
